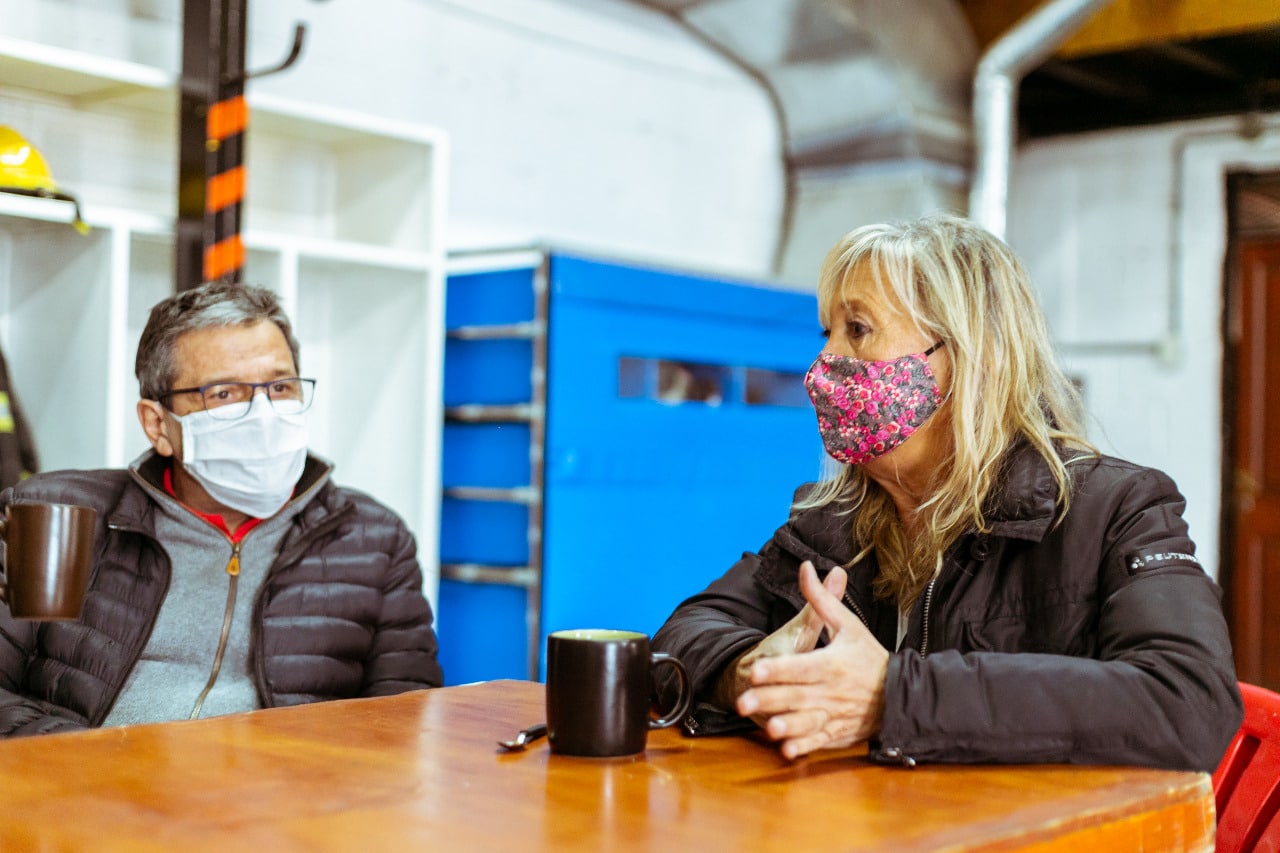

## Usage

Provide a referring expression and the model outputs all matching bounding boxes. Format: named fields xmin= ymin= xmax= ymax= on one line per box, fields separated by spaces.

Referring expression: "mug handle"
xmin=648 ymin=652 xmax=693 ymax=730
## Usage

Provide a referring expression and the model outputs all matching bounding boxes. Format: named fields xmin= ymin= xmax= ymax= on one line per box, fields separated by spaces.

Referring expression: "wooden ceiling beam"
xmin=958 ymin=0 xmax=1280 ymax=57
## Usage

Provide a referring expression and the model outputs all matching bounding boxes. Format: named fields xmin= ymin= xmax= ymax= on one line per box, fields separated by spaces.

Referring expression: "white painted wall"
xmin=1009 ymin=114 xmax=1280 ymax=580
xmin=1 ymin=0 xmax=784 ymax=281
xmin=249 ymin=0 xmax=784 ymax=279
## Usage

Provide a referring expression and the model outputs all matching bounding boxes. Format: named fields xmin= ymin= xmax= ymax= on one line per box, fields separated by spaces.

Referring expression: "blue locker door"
xmin=542 ymin=254 xmax=824 ymax=664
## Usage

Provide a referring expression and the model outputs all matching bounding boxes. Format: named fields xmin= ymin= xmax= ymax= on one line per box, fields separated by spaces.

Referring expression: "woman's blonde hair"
xmin=799 ymin=212 xmax=1094 ymax=605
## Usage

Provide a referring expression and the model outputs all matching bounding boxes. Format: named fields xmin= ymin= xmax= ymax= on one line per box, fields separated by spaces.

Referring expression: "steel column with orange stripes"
xmin=176 ymin=0 xmax=249 ymax=292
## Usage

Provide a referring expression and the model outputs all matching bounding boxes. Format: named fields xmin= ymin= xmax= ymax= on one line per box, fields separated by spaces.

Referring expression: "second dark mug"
xmin=545 ymin=628 xmax=692 ymax=758
xmin=0 ymin=502 xmax=97 ymax=621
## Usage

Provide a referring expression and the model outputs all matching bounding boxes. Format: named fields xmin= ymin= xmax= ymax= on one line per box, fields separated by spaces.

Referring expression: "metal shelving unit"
xmin=440 ymin=250 xmax=548 ymax=680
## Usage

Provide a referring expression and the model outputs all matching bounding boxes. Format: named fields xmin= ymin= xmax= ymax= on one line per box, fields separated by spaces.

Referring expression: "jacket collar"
xmin=116 ymin=450 xmax=335 ymax=532
xmin=980 ymin=442 xmax=1063 ymax=543
xmin=760 ymin=443 xmax=1086 ymax=615
xmin=784 ymin=440 xmax=1076 ymax=558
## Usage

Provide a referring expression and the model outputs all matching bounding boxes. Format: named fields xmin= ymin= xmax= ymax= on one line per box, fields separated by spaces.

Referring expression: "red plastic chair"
xmin=1213 ymin=682 xmax=1280 ymax=853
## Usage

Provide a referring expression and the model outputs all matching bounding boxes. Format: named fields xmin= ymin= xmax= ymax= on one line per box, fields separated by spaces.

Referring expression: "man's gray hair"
xmin=135 ymin=281 xmax=301 ymax=401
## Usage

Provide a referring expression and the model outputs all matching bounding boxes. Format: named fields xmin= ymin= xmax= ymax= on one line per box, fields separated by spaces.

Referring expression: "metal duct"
xmin=968 ymin=0 xmax=1116 ymax=238
xmin=633 ymin=0 xmax=978 ymax=284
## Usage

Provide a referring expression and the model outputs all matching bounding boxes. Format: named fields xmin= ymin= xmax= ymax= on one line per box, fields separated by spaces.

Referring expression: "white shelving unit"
xmin=0 ymin=36 xmax=449 ymax=600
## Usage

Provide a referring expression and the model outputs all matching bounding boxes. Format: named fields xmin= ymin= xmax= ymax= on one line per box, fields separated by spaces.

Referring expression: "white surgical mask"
xmin=173 ymin=393 xmax=309 ymax=518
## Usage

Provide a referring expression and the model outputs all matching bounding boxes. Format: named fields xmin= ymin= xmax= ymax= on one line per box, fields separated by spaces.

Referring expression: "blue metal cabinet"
xmin=437 ymin=251 xmax=822 ymax=684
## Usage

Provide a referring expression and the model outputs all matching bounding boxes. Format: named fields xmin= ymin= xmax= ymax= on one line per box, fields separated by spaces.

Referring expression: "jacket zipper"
xmin=867 ymin=575 xmax=937 ymax=769
xmin=841 ymin=589 xmax=870 ymax=629
xmin=920 ymin=577 xmax=937 ymax=658
xmin=189 ymin=539 xmax=241 ymax=719
xmin=836 ymin=568 xmax=935 ymax=653
xmin=872 ymin=544 xmax=969 ymax=768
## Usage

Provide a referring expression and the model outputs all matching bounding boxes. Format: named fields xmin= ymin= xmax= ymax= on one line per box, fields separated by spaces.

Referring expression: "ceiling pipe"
xmin=969 ymin=0 xmax=1115 ymax=238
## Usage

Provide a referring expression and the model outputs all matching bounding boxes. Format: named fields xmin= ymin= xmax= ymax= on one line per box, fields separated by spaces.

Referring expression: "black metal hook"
xmin=225 ymin=22 xmax=306 ymax=85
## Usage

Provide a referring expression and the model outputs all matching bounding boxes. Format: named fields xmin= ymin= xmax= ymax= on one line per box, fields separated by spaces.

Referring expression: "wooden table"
xmin=0 ymin=680 xmax=1213 ymax=851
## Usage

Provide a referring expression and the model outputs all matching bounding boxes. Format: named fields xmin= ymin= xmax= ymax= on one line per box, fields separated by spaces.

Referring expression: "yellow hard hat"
xmin=0 ymin=126 xmax=89 ymax=234
xmin=0 ymin=125 xmax=60 ymax=192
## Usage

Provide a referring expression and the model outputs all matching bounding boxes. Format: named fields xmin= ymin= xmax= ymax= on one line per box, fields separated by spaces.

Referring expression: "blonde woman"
xmin=652 ymin=213 xmax=1241 ymax=770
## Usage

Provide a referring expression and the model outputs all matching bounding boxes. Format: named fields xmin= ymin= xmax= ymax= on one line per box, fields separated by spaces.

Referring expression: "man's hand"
xmin=734 ymin=560 xmax=890 ymax=759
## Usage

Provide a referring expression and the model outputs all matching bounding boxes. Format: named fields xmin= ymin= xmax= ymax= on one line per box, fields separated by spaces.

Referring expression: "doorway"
xmin=1222 ymin=170 xmax=1280 ymax=692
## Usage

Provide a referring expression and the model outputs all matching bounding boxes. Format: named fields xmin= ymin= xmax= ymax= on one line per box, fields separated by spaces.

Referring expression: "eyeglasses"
xmin=158 ymin=378 xmax=317 ymax=421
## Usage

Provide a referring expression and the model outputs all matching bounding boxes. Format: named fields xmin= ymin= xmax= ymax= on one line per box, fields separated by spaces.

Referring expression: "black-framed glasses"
xmin=158 ymin=378 xmax=317 ymax=421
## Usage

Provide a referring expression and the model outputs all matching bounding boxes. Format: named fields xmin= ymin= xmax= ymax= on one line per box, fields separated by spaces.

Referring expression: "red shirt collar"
xmin=163 ymin=465 xmax=264 ymax=543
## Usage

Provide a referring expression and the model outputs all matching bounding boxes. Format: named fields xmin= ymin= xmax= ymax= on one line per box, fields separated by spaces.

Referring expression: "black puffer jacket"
xmin=653 ymin=446 xmax=1243 ymax=771
xmin=0 ymin=452 xmax=442 ymax=737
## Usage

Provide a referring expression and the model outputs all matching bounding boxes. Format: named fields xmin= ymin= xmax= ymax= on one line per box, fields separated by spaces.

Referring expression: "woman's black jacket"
xmin=652 ymin=446 xmax=1243 ymax=771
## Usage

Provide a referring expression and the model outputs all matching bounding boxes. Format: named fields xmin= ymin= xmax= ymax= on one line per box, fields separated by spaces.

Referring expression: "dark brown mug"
xmin=0 ymin=502 xmax=96 ymax=620
xmin=545 ymin=629 xmax=692 ymax=758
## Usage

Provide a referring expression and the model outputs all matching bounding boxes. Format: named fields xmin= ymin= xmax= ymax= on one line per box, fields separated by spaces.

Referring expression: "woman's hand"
xmin=713 ymin=561 xmax=845 ymax=723
xmin=735 ymin=560 xmax=890 ymax=759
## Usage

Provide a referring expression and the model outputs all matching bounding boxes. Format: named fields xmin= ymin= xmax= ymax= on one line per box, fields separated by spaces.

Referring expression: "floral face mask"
xmin=803 ymin=341 xmax=946 ymax=465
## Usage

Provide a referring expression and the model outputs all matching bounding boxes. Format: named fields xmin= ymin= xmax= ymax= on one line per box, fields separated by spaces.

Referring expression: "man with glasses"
xmin=0 ymin=281 xmax=442 ymax=736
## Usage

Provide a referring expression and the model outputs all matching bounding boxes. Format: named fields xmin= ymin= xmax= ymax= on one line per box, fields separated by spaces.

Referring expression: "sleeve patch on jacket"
xmin=1125 ymin=548 xmax=1201 ymax=574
